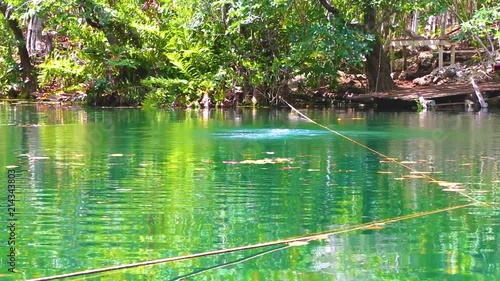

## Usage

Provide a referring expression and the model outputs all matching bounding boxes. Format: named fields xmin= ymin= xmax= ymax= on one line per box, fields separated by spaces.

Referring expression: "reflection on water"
xmin=0 ymin=104 xmax=498 ymax=280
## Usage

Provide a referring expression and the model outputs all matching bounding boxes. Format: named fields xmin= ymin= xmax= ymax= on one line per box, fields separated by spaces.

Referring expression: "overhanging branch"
xmin=318 ymin=0 xmax=339 ymax=16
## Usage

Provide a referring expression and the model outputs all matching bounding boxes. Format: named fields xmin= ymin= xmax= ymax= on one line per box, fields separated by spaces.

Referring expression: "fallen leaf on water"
xmin=5 ymin=165 xmax=18 ymax=169
xmin=491 ymin=180 xmax=500 ymax=183
xmin=240 ymin=158 xmax=293 ymax=164
xmin=273 ymin=158 xmax=294 ymax=163
xmin=109 ymin=154 xmax=124 ymax=157
xmin=443 ymin=188 xmax=466 ymax=192
xmin=239 ymin=159 xmax=272 ymax=164
xmin=377 ymin=171 xmax=394 ymax=174
xmin=429 ymin=180 xmax=447 ymax=184
xmin=288 ymin=241 xmax=309 ymax=246
xmin=402 ymin=175 xmax=426 ymax=179
xmin=438 ymin=182 xmax=462 ymax=188
xmin=265 ymin=151 xmax=275 ymax=155
xmin=307 ymin=169 xmax=320 ymax=172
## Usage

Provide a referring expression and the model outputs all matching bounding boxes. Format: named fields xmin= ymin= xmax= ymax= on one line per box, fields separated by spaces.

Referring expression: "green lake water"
xmin=0 ymin=104 xmax=498 ymax=280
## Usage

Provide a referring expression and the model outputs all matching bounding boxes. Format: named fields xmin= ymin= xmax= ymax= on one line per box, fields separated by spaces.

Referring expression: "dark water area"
xmin=0 ymin=104 xmax=498 ymax=280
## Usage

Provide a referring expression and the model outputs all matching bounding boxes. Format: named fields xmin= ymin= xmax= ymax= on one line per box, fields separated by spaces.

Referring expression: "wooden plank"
xmin=390 ymin=39 xmax=456 ymax=47
xmin=344 ymin=82 xmax=500 ymax=105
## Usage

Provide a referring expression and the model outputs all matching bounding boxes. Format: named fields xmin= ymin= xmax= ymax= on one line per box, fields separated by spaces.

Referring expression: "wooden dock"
xmin=344 ymin=82 xmax=500 ymax=109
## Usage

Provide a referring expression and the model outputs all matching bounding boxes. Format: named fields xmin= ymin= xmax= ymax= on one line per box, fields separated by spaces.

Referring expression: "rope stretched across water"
xmin=281 ymin=99 xmax=488 ymax=205
xmin=27 ymin=203 xmax=477 ymax=281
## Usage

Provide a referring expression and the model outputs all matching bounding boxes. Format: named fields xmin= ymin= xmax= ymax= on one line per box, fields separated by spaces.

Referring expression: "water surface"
xmin=0 ymin=105 xmax=498 ymax=280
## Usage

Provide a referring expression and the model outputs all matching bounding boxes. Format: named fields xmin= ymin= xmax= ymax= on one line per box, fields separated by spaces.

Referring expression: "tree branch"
xmin=318 ymin=0 xmax=339 ymax=16
xmin=1 ymin=0 xmax=38 ymax=95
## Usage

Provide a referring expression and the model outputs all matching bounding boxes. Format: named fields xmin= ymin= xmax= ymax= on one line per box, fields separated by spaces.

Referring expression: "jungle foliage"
xmin=0 ymin=0 xmax=498 ymax=106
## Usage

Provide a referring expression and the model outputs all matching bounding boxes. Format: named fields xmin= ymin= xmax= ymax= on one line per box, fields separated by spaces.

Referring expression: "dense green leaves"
xmin=0 ymin=0 xmax=498 ymax=105
xmin=461 ymin=3 xmax=500 ymax=41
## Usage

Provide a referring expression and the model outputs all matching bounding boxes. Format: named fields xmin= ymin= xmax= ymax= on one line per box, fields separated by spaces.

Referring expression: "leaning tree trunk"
xmin=27 ymin=13 xmax=43 ymax=57
xmin=363 ymin=2 xmax=395 ymax=92
xmin=0 ymin=1 xmax=38 ymax=98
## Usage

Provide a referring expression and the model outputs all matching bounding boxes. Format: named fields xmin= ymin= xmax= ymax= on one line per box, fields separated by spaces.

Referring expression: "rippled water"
xmin=0 ymin=105 xmax=498 ymax=280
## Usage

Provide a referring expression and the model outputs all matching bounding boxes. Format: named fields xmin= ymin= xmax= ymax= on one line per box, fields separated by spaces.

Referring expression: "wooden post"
xmin=412 ymin=11 xmax=419 ymax=33
xmin=403 ymin=45 xmax=407 ymax=70
xmin=440 ymin=10 xmax=447 ymax=39
xmin=471 ymin=78 xmax=488 ymax=108
xmin=438 ymin=45 xmax=444 ymax=68
xmin=450 ymin=44 xmax=456 ymax=65
xmin=390 ymin=46 xmax=394 ymax=72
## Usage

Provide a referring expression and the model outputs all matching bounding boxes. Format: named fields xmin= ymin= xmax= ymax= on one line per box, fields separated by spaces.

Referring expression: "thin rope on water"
xmin=281 ymin=99 xmax=491 ymax=206
xmin=170 ymin=245 xmax=292 ymax=281
xmin=27 ymin=203 xmax=477 ymax=281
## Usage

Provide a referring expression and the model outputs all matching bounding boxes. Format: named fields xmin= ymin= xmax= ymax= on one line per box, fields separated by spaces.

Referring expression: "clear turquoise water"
xmin=0 ymin=105 xmax=498 ymax=280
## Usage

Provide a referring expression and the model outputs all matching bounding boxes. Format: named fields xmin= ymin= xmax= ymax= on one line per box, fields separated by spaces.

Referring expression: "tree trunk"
xmin=0 ymin=1 xmax=38 ymax=98
xmin=365 ymin=37 xmax=395 ymax=92
xmin=27 ymin=14 xmax=43 ymax=57
xmin=363 ymin=2 xmax=395 ymax=92
xmin=319 ymin=0 xmax=395 ymax=92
